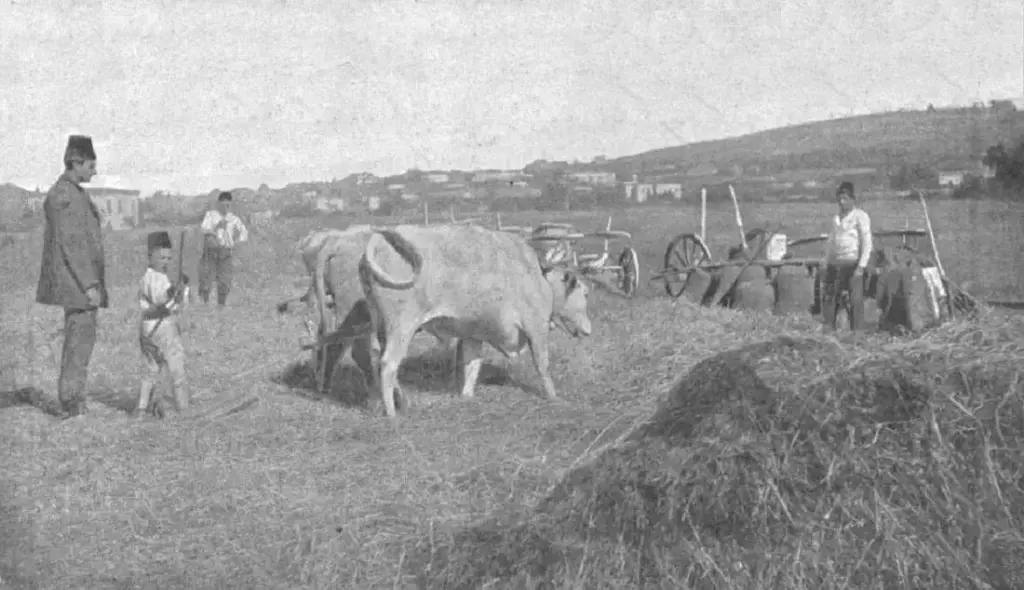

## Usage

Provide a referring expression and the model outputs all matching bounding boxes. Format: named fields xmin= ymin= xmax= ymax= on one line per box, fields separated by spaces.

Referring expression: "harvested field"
xmin=422 ymin=313 xmax=1024 ymax=588
xmin=1 ymin=200 xmax=1022 ymax=589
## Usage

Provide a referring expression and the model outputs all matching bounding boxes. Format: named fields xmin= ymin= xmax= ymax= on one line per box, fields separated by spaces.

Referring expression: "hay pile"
xmin=417 ymin=312 xmax=1024 ymax=589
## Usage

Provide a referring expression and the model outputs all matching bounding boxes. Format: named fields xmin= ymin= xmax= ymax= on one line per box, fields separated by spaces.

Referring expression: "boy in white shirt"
xmin=198 ymin=191 xmax=248 ymax=306
xmin=135 ymin=231 xmax=190 ymax=418
xmin=821 ymin=181 xmax=873 ymax=331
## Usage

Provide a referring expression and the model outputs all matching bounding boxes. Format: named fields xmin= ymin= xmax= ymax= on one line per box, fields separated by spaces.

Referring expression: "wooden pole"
xmin=423 ymin=201 xmax=429 ymax=225
xmin=728 ymin=184 xmax=747 ymax=250
xmin=918 ymin=190 xmax=958 ymax=319
xmin=699 ymin=187 xmax=707 ymax=242
xmin=918 ymin=191 xmax=945 ymax=277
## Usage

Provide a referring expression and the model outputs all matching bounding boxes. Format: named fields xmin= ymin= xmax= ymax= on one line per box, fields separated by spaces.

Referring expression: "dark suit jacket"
xmin=35 ymin=172 xmax=109 ymax=309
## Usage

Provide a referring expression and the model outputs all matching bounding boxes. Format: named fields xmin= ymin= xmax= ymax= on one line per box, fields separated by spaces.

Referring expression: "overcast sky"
xmin=1 ymin=0 xmax=1021 ymax=195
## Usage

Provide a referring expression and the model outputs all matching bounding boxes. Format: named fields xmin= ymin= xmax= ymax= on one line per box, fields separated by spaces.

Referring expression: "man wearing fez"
xmin=198 ymin=191 xmax=248 ymax=306
xmin=35 ymin=135 xmax=108 ymax=417
xmin=821 ymin=181 xmax=873 ymax=331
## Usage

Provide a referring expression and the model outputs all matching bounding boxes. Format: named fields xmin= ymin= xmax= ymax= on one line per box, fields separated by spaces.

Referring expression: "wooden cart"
xmin=497 ymin=214 xmax=642 ymax=298
xmin=652 ymin=184 xmax=794 ymax=298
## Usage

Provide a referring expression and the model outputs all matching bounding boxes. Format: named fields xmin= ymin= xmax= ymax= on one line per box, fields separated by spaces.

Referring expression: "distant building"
xmin=989 ymin=99 xmax=1017 ymax=112
xmin=938 ymin=171 xmax=968 ymax=187
xmin=655 ymin=183 xmax=683 ymax=200
xmin=471 ymin=170 xmax=518 ymax=183
xmin=567 ymin=171 xmax=616 ymax=185
xmin=315 ymin=197 xmax=346 ymax=212
xmin=85 ymin=187 xmax=140 ymax=231
xmin=24 ymin=195 xmax=44 ymax=214
xmin=631 ymin=183 xmax=654 ymax=203
xmin=423 ymin=172 xmax=449 ymax=183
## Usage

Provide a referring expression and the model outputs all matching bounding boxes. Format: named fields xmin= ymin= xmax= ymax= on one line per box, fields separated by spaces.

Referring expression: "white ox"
xmin=275 ymin=227 xmax=377 ymax=393
xmin=276 ymin=227 xmax=372 ymax=314
xmin=358 ymin=224 xmax=593 ymax=417
xmin=276 ymin=226 xmax=447 ymax=398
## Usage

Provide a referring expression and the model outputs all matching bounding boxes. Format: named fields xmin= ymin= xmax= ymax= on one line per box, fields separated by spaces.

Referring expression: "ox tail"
xmin=362 ymin=229 xmax=422 ymax=290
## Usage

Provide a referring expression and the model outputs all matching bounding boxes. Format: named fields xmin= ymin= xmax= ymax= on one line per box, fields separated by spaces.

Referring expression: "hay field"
xmin=0 ymin=198 xmax=1022 ymax=589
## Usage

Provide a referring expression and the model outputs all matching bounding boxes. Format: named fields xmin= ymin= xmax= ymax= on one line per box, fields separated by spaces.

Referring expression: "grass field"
xmin=1 ymin=198 xmax=1022 ymax=589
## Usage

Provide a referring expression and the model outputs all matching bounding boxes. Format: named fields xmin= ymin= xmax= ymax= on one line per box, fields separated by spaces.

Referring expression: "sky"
xmin=1 ymin=0 xmax=1021 ymax=196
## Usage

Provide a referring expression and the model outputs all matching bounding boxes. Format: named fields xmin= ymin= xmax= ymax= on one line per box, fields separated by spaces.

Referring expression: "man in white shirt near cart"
xmin=198 ymin=191 xmax=248 ymax=306
xmin=821 ymin=181 xmax=873 ymax=332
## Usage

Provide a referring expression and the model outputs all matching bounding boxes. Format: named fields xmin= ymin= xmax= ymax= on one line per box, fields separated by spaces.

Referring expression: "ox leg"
xmin=378 ymin=328 xmax=415 ymax=418
xmin=455 ymin=338 xmax=484 ymax=398
xmin=526 ymin=332 xmax=558 ymax=400
xmin=352 ymin=336 xmax=376 ymax=388
xmin=354 ymin=334 xmax=408 ymax=409
xmin=321 ymin=337 xmax=351 ymax=396
xmin=366 ymin=324 xmax=406 ymax=409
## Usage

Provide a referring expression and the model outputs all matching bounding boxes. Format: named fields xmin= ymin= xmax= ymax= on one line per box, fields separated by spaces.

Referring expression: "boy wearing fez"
xmin=135 ymin=231 xmax=190 ymax=418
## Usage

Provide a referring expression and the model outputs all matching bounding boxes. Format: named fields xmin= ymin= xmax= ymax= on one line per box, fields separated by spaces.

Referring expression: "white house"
xmin=636 ymin=184 xmax=655 ymax=203
xmin=315 ymin=197 xmax=346 ymax=212
xmin=424 ymin=172 xmax=449 ymax=183
xmin=938 ymin=171 xmax=967 ymax=187
xmin=82 ymin=176 xmax=140 ymax=231
xmin=568 ymin=171 xmax=616 ymax=185
xmin=655 ymin=183 xmax=683 ymax=200
xmin=472 ymin=170 xmax=518 ymax=182
xmin=622 ymin=181 xmax=636 ymax=200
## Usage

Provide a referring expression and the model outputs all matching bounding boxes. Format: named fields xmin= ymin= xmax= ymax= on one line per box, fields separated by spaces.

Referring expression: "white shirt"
xmin=139 ymin=267 xmax=188 ymax=334
xmin=824 ymin=207 xmax=872 ymax=268
xmin=201 ymin=210 xmax=248 ymax=248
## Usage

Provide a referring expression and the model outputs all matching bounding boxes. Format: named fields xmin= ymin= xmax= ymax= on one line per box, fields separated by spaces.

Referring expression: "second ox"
xmin=358 ymin=223 xmax=592 ymax=418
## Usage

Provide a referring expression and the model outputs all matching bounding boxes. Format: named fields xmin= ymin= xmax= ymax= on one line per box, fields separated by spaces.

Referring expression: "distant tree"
xmin=951 ymin=174 xmax=989 ymax=199
xmin=983 ymin=137 xmax=1024 ymax=195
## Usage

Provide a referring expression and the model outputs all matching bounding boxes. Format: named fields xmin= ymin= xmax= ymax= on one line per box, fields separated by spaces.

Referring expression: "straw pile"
xmin=418 ymin=311 xmax=1024 ymax=589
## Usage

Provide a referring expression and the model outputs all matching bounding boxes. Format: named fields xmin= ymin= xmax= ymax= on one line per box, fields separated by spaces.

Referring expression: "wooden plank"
xmin=986 ymin=300 xmax=1024 ymax=311
xmin=789 ymin=229 xmax=928 ymax=248
xmin=650 ymin=256 xmax=821 ymax=280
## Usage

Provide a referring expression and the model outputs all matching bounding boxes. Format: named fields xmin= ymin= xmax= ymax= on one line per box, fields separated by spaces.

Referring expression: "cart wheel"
xmin=663 ymin=233 xmax=711 ymax=298
xmin=314 ymin=309 xmax=338 ymax=395
xmin=618 ymin=247 xmax=640 ymax=298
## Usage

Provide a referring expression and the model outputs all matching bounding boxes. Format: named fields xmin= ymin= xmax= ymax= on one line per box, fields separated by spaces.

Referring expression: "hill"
xmin=5 ymin=102 xmax=1023 ymax=221
xmin=603 ymin=103 xmax=1024 ymax=186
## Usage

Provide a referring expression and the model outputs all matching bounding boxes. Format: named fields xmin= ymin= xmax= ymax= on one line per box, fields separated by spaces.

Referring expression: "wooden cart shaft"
xmin=650 ymin=256 xmax=820 ymax=280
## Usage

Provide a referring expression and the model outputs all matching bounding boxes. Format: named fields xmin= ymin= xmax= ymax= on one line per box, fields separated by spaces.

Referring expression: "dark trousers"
xmin=59 ymin=307 xmax=97 ymax=414
xmin=822 ymin=262 xmax=866 ymax=331
xmin=199 ymin=244 xmax=234 ymax=305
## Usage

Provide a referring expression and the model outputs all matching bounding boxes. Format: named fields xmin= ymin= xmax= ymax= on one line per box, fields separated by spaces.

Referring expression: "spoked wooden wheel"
xmin=618 ymin=247 xmax=640 ymax=298
xmin=314 ymin=307 xmax=338 ymax=395
xmin=663 ymin=233 xmax=711 ymax=298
